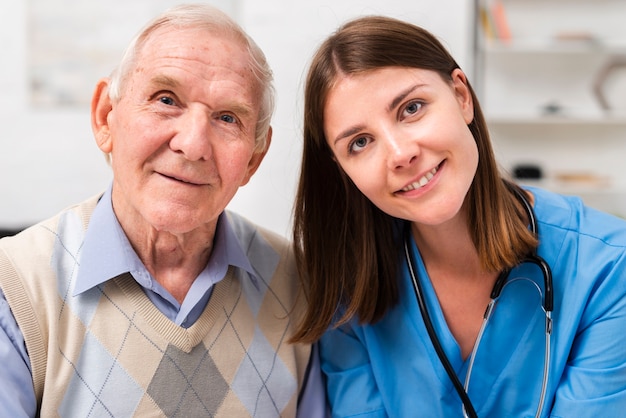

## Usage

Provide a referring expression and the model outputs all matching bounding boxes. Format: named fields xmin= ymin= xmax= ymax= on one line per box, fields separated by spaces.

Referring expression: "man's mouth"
xmin=160 ymin=172 xmax=203 ymax=186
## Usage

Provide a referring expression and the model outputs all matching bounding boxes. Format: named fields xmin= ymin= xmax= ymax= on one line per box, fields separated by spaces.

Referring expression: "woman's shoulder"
xmin=528 ymin=185 xmax=626 ymax=249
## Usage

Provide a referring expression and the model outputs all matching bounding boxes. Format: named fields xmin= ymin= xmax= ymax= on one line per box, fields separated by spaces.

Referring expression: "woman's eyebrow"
xmin=388 ymin=83 xmax=424 ymax=112
xmin=334 ymin=124 xmax=366 ymax=145
xmin=333 ymin=83 xmax=427 ymax=145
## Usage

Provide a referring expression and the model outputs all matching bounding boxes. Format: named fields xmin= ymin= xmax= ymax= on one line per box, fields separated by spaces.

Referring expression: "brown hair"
xmin=291 ymin=16 xmax=537 ymax=343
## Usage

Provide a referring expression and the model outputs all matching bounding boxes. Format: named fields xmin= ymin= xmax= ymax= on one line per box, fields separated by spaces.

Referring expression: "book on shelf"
xmin=480 ymin=0 xmax=511 ymax=43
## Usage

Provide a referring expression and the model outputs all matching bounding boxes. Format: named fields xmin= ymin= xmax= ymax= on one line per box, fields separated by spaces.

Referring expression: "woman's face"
xmin=324 ymin=67 xmax=478 ymax=226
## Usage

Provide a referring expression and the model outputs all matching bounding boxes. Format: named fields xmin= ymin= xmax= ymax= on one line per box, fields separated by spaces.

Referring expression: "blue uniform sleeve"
xmin=0 ymin=288 xmax=37 ymax=418
xmin=320 ymin=322 xmax=387 ymax=418
xmin=551 ymin=251 xmax=626 ymax=417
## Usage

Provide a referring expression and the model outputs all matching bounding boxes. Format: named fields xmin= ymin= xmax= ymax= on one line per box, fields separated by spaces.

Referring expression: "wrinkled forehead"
xmin=135 ymin=26 xmax=260 ymax=90
xmin=138 ymin=24 xmax=248 ymax=64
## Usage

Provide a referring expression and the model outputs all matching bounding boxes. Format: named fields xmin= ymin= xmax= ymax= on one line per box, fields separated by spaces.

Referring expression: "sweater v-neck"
xmin=114 ymin=267 xmax=235 ymax=353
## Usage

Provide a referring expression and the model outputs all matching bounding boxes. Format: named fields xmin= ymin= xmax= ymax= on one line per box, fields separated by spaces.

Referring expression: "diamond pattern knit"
xmin=0 ymin=195 xmax=310 ymax=417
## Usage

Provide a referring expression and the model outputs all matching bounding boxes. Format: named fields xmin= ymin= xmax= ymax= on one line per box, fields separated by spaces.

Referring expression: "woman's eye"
xmin=349 ymin=136 xmax=370 ymax=154
xmin=403 ymin=101 xmax=423 ymax=117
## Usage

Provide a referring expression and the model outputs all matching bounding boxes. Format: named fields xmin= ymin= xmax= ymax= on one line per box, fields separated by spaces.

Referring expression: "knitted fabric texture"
xmin=0 ymin=196 xmax=310 ymax=417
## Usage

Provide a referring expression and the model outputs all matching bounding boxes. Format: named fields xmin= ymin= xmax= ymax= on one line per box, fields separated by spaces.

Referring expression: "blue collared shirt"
xmin=74 ymin=187 xmax=256 ymax=328
xmin=0 ymin=187 xmax=326 ymax=417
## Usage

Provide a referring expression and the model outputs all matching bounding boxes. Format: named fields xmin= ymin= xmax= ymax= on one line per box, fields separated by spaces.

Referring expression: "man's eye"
xmin=159 ymin=96 xmax=176 ymax=106
xmin=220 ymin=114 xmax=237 ymax=124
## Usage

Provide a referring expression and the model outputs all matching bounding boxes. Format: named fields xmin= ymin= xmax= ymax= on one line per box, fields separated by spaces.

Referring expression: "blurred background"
xmin=1 ymin=0 xmax=624 ymax=238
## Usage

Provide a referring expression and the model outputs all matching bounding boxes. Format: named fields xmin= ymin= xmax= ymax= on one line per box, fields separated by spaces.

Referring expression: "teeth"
xmin=402 ymin=167 xmax=437 ymax=192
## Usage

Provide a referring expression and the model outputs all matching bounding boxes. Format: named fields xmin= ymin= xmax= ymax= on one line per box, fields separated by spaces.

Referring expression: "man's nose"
xmin=170 ymin=109 xmax=213 ymax=161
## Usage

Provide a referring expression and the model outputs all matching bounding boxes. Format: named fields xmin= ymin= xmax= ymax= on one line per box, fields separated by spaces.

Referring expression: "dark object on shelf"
xmin=541 ymin=101 xmax=563 ymax=115
xmin=513 ymin=164 xmax=543 ymax=180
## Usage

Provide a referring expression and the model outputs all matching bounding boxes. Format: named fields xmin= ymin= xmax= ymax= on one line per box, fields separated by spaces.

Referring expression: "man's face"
xmin=95 ymin=26 xmax=268 ymax=235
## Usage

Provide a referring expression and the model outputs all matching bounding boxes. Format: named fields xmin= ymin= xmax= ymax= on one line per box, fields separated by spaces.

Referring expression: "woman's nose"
xmin=170 ymin=109 xmax=213 ymax=161
xmin=386 ymin=130 xmax=418 ymax=170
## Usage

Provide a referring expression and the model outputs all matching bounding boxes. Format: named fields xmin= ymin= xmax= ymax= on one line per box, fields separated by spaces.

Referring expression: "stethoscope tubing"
xmin=403 ymin=185 xmax=554 ymax=418
xmin=403 ymin=228 xmax=479 ymax=418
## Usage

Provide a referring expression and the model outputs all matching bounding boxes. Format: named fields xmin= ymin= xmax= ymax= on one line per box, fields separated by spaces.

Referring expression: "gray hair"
xmin=108 ymin=3 xmax=275 ymax=152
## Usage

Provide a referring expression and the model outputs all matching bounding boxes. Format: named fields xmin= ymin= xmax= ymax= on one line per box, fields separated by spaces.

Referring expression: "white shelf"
xmin=476 ymin=0 xmax=626 ymax=217
xmin=520 ymin=179 xmax=620 ymax=193
xmin=487 ymin=113 xmax=626 ymax=126
xmin=483 ymin=39 xmax=626 ymax=55
xmin=519 ymin=179 xmax=626 ymax=217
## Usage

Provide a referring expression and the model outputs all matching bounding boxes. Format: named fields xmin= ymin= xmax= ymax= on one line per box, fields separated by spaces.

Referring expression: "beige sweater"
xmin=0 ymin=196 xmax=310 ymax=417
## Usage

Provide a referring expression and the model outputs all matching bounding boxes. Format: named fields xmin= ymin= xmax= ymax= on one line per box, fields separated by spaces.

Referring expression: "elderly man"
xmin=0 ymin=4 xmax=324 ymax=417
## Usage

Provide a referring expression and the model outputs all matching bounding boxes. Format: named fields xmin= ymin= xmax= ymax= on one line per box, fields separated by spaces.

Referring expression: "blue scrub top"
xmin=320 ymin=187 xmax=626 ymax=417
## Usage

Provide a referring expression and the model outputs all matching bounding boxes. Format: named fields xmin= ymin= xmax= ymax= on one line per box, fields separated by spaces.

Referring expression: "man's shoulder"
xmin=224 ymin=211 xmax=297 ymax=291
xmin=224 ymin=210 xmax=291 ymax=253
xmin=0 ymin=194 xmax=101 ymax=252
xmin=0 ymin=195 xmax=102 ymax=288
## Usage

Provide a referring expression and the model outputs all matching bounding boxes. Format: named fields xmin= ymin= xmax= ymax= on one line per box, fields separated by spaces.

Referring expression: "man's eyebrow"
xmin=149 ymin=75 xmax=180 ymax=89
xmin=233 ymin=103 xmax=254 ymax=118
xmin=147 ymin=74 xmax=256 ymax=119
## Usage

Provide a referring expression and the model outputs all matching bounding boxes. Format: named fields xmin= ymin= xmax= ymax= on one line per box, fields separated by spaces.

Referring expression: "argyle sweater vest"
xmin=0 ymin=196 xmax=310 ymax=417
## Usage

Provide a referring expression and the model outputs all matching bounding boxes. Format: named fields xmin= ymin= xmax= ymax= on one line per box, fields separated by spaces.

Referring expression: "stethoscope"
xmin=403 ymin=187 xmax=553 ymax=418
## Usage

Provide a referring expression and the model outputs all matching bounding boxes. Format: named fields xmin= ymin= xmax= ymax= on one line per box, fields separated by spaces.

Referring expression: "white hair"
xmin=108 ymin=3 xmax=275 ymax=152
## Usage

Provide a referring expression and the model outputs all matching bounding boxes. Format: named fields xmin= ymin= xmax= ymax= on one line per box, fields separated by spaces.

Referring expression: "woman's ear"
xmin=91 ymin=78 xmax=114 ymax=153
xmin=450 ymin=68 xmax=474 ymax=124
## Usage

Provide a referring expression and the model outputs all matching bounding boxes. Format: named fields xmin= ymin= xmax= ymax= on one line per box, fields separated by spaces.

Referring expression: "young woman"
xmin=291 ymin=15 xmax=626 ymax=417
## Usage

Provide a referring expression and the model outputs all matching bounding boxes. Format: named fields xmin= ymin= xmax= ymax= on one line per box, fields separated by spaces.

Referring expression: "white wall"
xmin=0 ymin=1 xmax=472 ymax=236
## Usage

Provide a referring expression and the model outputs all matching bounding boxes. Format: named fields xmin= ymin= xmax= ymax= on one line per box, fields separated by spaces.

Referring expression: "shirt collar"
xmin=74 ymin=185 xmax=256 ymax=295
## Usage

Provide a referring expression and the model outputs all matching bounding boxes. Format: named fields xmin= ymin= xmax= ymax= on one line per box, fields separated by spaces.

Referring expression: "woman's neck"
xmin=410 ymin=220 xmax=499 ymax=359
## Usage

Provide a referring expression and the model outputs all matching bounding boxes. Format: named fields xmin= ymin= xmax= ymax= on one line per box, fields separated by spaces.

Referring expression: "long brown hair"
xmin=291 ymin=16 xmax=537 ymax=343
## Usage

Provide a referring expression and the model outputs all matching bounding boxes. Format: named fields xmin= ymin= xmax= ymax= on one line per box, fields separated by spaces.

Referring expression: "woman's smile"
xmin=399 ymin=163 xmax=441 ymax=193
xmin=324 ymin=67 xmax=477 ymax=225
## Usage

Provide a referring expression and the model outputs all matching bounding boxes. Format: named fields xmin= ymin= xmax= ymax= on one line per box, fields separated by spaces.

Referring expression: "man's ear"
xmin=91 ymin=78 xmax=114 ymax=153
xmin=241 ymin=127 xmax=272 ymax=186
